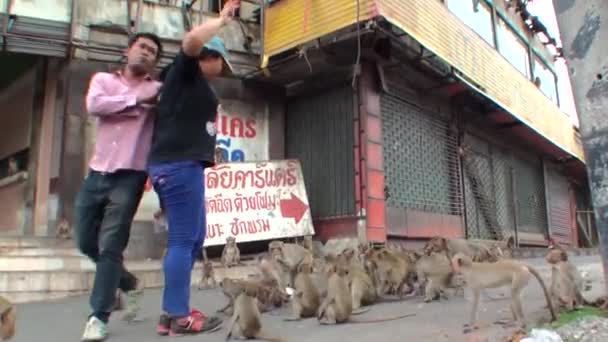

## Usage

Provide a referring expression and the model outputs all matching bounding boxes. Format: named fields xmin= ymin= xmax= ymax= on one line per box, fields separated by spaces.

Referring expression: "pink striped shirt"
xmin=85 ymin=71 xmax=161 ymax=173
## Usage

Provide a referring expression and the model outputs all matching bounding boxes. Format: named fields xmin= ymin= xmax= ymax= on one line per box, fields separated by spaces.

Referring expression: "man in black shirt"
xmin=148 ymin=0 xmax=239 ymax=336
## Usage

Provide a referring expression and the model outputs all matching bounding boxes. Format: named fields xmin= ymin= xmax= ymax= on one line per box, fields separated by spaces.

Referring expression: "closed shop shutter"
xmin=285 ymin=85 xmax=356 ymax=219
xmin=1 ymin=16 xmax=69 ymax=57
xmin=381 ymin=92 xmax=462 ymax=236
xmin=545 ymin=164 xmax=573 ymax=244
xmin=512 ymin=155 xmax=548 ymax=236
xmin=461 ymin=133 xmax=515 ymax=240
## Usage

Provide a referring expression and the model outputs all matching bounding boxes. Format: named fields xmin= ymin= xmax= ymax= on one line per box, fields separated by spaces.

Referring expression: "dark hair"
xmin=128 ymin=32 xmax=163 ymax=60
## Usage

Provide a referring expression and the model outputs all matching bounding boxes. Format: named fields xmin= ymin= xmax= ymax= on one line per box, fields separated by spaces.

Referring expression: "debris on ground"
xmin=555 ymin=316 xmax=608 ymax=342
xmin=519 ymin=329 xmax=563 ymax=342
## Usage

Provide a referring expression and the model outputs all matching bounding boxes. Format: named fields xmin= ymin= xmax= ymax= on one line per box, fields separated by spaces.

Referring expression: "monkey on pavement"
xmin=316 ymin=257 xmax=416 ymax=325
xmin=545 ymin=247 xmax=589 ymax=311
xmin=222 ymin=236 xmax=241 ymax=268
xmin=225 ymin=285 xmax=284 ymax=342
xmin=284 ymin=261 xmax=320 ymax=321
xmin=451 ymin=253 xmax=556 ymax=330
xmin=0 ymin=296 xmax=16 ymax=341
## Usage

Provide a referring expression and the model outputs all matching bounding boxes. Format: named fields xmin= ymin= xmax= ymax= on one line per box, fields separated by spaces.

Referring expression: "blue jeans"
xmin=148 ymin=161 xmax=206 ymax=317
xmin=74 ymin=169 xmax=146 ymax=323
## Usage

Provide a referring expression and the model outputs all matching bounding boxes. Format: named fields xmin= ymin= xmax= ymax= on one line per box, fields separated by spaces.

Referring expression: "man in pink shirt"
xmin=74 ymin=32 xmax=163 ymax=342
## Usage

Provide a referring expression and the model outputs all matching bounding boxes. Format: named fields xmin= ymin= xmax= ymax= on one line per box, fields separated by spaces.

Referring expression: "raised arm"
xmin=181 ymin=0 xmax=240 ymax=57
xmin=85 ymin=73 xmax=138 ymax=117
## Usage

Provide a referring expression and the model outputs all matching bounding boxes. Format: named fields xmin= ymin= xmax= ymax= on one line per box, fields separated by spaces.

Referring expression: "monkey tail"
xmin=224 ymin=313 xmax=239 ymax=341
xmin=527 ymin=266 xmax=558 ymax=322
xmin=350 ymin=311 xmax=417 ymax=324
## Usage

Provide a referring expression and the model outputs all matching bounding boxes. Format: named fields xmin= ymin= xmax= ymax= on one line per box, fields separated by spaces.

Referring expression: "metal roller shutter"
xmin=545 ymin=164 xmax=573 ymax=244
xmin=285 ymin=85 xmax=356 ymax=219
xmin=512 ymin=155 xmax=548 ymax=236
xmin=381 ymin=94 xmax=462 ymax=219
xmin=461 ymin=133 xmax=515 ymax=240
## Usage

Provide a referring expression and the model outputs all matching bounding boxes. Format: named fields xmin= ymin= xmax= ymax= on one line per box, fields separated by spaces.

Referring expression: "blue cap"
xmin=202 ymin=36 xmax=233 ymax=76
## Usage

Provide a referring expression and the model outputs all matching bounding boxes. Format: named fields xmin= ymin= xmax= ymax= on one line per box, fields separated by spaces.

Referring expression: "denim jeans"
xmin=74 ymin=169 xmax=147 ymax=323
xmin=148 ymin=161 xmax=206 ymax=317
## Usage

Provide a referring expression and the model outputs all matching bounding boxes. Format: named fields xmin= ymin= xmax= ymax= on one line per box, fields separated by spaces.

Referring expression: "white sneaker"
xmin=81 ymin=316 xmax=108 ymax=342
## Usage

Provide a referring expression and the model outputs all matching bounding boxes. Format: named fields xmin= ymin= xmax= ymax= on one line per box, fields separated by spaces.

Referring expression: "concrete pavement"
xmin=12 ymin=255 xmax=606 ymax=342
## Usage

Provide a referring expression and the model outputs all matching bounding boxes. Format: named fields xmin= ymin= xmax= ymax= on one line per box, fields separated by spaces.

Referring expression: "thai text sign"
xmin=203 ymin=160 xmax=315 ymax=246
xmin=215 ymin=99 xmax=269 ymax=162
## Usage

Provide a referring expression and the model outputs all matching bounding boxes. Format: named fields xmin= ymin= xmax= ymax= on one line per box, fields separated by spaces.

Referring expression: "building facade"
xmin=255 ymin=0 xmax=593 ymax=247
xmin=0 ymin=0 xmax=596 ymax=250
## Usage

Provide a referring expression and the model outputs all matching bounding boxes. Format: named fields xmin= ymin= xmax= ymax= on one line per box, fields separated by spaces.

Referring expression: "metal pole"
xmin=553 ymin=0 xmax=608 ymax=294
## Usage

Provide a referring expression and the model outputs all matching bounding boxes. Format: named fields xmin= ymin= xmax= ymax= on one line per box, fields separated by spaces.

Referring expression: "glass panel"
xmin=496 ymin=18 xmax=531 ymax=78
xmin=533 ymin=56 xmax=558 ymax=103
xmin=446 ymin=0 xmax=495 ymax=47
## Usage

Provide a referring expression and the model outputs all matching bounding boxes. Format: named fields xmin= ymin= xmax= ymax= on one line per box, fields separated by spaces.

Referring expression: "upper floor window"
xmin=533 ymin=56 xmax=558 ymax=104
xmin=496 ymin=18 xmax=531 ymax=78
xmin=446 ymin=0 xmax=495 ymax=47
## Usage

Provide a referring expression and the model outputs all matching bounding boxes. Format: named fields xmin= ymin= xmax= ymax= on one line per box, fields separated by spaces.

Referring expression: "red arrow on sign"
xmin=279 ymin=193 xmax=309 ymax=224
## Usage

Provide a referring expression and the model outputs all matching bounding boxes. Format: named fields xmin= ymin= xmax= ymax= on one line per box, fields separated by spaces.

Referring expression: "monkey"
xmin=545 ymin=248 xmax=589 ymax=311
xmin=468 ymin=236 xmax=515 ymax=260
xmin=218 ymin=277 xmax=286 ymax=315
xmin=198 ymin=259 xmax=217 ymax=290
xmin=267 ymin=240 xmax=314 ymax=287
xmin=7 ymin=157 xmax=18 ymax=177
xmin=225 ymin=286 xmax=284 ymax=342
xmin=256 ymin=255 xmax=291 ymax=297
xmin=415 ymin=251 xmax=460 ymax=302
xmin=451 ymin=253 xmax=557 ymax=330
xmin=317 ymin=259 xmax=353 ymax=325
xmin=363 ymin=248 xmax=414 ymax=298
xmin=336 ymin=248 xmax=378 ymax=309
xmin=222 ymin=236 xmax=241 ymax=268
xmin=317 ymin=256 xmax=417 ymax=325
xmin=0 ymin=296 xmax=16 ymax=341
xmin=425 ymin=236 xmax=514 ymax=263
xmin=56 ymin=218 xmax=72 ymax=240
xmin=284 ymin=261 xmax=320 ymax=321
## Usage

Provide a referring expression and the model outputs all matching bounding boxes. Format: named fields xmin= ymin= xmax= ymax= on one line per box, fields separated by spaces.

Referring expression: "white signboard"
xmin=202 ymin=160 xmax=315 ymax=246
xmin=133 ymin=99 xmax=268 ymax=222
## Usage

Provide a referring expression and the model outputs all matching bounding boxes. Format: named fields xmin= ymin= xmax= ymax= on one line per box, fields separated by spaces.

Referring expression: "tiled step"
xmin=0 ymin=258 xmax=258 ymax=303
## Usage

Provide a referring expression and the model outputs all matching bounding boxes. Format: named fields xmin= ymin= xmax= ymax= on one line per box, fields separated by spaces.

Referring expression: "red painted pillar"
xmin=357 ymin=62 xmax=386 ymax=243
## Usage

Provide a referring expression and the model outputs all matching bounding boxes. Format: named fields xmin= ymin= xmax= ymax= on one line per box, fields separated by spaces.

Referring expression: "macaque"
xmin=451 ymin=253 xmax=556 ymax=330
xmin=424 ymin=236 xmax=513 ymax=263
xmin=225 ymin=286 xmax=284 ymax=342
xmin=364 ymin=248 xmax=414 ymax=298
xmin=337 ymin=248 xmax=378 ymax=309
xmin=7 ymin=157 xmax=18 ymax=177
xmin=545 ymin=248 xmax=588 ymax=311
xmin=0 ymin=296 xmax=16 ymax=340
xmin=415 ymin=251 xmax=460 ymax=302
xmin=317 ymin=256 xmax=416 ymax=325
xmin=56 ymin=218 xmax=72 ymax=240
xmin=268 ymin=240 xmax=313 ymax=287
xmin=218 ymin=277 xmax=286 ymax=315
xmin=198 ymin=260 xmax=217 ymax=290
xmin=222 ymin=236 xmax=240 ymax=268
xmin=317 ymin=259 xmax=353 ymax=325
xmin=285 ymin=261 xmax=320 ymax=321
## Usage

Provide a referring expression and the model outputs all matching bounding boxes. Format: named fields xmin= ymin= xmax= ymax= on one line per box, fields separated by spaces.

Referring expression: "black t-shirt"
xmin=148 ymin=50 xmax=219 ymax=166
